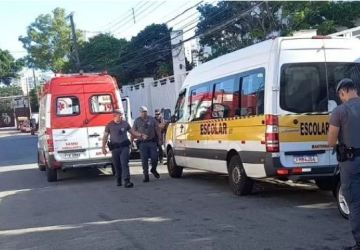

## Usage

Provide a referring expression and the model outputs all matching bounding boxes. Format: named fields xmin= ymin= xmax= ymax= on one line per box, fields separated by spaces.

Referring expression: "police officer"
xmin=328 ymin=78 xmax=360 ymax=250
xmin=133 ymin=106 xmax=162 ymax=182
xmin=154 ymin=109 xmax=165 ymax=164
xmin=102 ymin=110 xmax=142 ymax=188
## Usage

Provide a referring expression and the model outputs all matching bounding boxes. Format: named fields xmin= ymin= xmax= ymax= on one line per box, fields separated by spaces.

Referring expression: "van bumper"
xmin=264 ymin=153 xmax=337 ymax=180
xmin=47 ymin=154 xmax=112 ymax=170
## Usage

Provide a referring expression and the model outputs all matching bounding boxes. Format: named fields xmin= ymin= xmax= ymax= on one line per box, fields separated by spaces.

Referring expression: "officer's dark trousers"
xmin=139 ymin=141 xmax=158 ymax=175
xmin=158 ymin=144 xmax=164 ymax=162
xmin=111 ymin=146 xmax=130 ymax=182
xmin=341 ymin=158 xmax=360 ymax=243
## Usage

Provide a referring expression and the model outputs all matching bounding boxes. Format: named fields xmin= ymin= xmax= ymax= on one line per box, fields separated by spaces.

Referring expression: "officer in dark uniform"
xmin=102 ymin=110 xmax=143 ymax=188
xmin=328 ymin=78 xmax=360 ymax=250
xmin=154 ymin=109 xmax=165 ymax=164
xmin=133 ymin=106 xmax=162 ymax=182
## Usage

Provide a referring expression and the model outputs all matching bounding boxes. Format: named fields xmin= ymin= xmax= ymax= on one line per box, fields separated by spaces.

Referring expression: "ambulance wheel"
xmin=228 ymin=155 xmax=253 ymax=196
xmin=315 ymin=177 xmax=336 ymax=191
xmin=167 ymin=149 xmax=183 ymax=178
xmin=336 ymin=182 xmax=349 ymax=220
xmin=37 ymin=152 xmax=46 ymax=171
xmin=47 ymin=166 xmax=58 ymax=182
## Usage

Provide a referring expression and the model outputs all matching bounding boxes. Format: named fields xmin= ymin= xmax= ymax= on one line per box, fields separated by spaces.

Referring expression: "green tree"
xmin=0 ymin=85 xmax=22 ymax=97
xmin=29 ymin=88 xmax=39 ymax=112
xmin=19 ymin=8 xmax=83 ymax=73
xmin=0 ymin=49 xmax=23 ymax=85
xmin=196 ymin=1 xmax=360 ymax=61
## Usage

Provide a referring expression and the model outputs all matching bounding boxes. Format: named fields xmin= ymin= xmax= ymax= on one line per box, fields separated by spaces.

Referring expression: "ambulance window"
xmin=56 ymin=97 xmax=80 ymax=116
xmin=240 ymin=71 xmax=265 ymax=116
xmin=90 ymin=95 xmax=113 ymax=113
xmin=280 ymin=64 xmax=327 ymax=113
xmin=190 ymin=85 xmax=212 ymax=121
xmin=212 ymin=78 xmax=239 ymax=118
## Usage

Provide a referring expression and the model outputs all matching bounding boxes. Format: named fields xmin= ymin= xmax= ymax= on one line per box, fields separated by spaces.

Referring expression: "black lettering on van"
xmin=299 ymin=122 xmax=330 ymax=136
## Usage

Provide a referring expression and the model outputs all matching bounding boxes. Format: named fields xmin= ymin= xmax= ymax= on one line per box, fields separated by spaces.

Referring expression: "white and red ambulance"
xmin=37 ymin=72 xmax=123 ymax=182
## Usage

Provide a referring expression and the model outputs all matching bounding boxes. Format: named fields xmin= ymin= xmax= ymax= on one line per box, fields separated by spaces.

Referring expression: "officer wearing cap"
xmin=133 ymin=106 xmax=162 ymax=182
xmin=154 ymin=109 xmax=165 ymax=164
xmin=102 ymin=110 xmax=143 ymax=188
xmin=328 ymin=78 xmax=360 ymax=250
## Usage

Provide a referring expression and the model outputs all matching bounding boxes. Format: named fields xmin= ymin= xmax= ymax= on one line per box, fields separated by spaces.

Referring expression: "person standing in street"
xmin=133 ymin=106 xmax=162 ymax=182
xmin=328 ymin=78 xmax=360 ymax=250
xmin=154 ymin=109 xmax=166 ymax=164
xmin=102 ymin=110 xmax=144 ymax=188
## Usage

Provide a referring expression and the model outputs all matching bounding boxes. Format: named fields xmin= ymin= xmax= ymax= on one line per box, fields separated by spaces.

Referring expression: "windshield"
xmin=280 ymin=62 xmax=360 ymax=113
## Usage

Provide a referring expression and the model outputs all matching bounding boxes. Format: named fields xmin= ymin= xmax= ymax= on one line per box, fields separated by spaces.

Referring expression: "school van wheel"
xmin=167 ymin=149 xmax=183 ymax=178
xmin=37 ymin=152 xmax=46 ymax=171
xmin=336 ymin=181 xmax=349 ymax=219
xmin=46 ymin=166 xmax=58 ymax=182
xmin=315 ymin=177 xmax=336 ymax=191
xmin=228 ymin=155 xmax=253 ymax=196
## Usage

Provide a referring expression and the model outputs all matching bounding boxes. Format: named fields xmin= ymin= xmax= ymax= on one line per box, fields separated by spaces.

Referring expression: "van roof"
xmin=182 ymin=36 xmax=356 ymax=89
xmin=41 ymin=73 xmax=119 ymax=96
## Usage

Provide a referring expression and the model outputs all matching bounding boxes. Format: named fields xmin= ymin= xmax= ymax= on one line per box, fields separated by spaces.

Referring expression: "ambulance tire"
xmin=167 ymin=149 xmax=183 ymax=178
xmin=335 ymin=181 xmax=349 ymax=220
xmin=228 ymin=155 xmax=253 ymax=196
xmin=46 ymin=166 xmax=58 ymax=182
xmin=37 ymin=152 xmax=46 ymax=171
xmin=315 ymin=177 xmax=336 ymax=191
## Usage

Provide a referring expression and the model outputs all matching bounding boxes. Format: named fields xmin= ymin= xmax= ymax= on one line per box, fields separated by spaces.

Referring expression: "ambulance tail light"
xmin=265 ymin=115 xmax=279 ymax=153
xmin=46 ymin=128 xmax=54 ymax=152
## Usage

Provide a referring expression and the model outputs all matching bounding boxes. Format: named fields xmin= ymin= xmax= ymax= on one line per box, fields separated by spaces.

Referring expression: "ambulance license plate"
xmin=64 ymin=153 xmax=81 ymax=159
xmin=293 ymin=155 xmax=318 ymax=164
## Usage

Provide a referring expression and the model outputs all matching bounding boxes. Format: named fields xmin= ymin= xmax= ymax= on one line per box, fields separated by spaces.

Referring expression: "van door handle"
xmin=89 ymin=133 xmax=100 ymax=137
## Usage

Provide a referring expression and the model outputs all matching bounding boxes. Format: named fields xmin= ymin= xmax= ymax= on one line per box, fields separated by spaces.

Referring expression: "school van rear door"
xmin=277 ymin=38 xmax=333 ymax=174
xmin=52 ymin=85 xmax=90 ymax=161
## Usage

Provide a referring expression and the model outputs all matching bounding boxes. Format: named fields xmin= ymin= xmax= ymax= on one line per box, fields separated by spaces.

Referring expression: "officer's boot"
xmin=124 ymin=179 xmax=134 ymax=188
xmin=116 ymin=179 xmax=122 ymax=186
xmin=143 ymin=174 xmax=149 ymax=183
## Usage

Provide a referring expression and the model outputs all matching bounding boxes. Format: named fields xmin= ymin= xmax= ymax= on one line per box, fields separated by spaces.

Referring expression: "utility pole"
xmin=68 ymin=12 xmax=81 ymax=71
xmin=132 ymin=8 xmax=136 ymax=24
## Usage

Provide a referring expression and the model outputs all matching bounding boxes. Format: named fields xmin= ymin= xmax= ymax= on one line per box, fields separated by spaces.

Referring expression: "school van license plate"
xmin=293 ymin=155 xmax=318 ymax=164
xmin=64 ymin=152 xmax=81 ymax=159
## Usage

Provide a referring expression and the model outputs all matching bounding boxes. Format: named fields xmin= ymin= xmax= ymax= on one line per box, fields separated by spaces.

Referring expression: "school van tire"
xmin=167 ymin=149 xmax=183 ymax=178
xmin=228 ymin=155 xmax=253 ymax=196
xmin=37 ymin=152 xmax=46 ymax=171
xmin=46 ymin=166 xmax=58 ymax=182
xmin=315 ymin=177 xmax=336 ymax=191
xmin=335 ymin=181 xmax=349 ymax=220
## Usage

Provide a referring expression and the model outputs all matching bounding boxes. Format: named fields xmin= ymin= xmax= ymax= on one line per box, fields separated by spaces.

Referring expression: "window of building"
xmin=90 ymin=94 xmax=113 ymax=113
xmin=56 ymin=96 xmax=80 ymax=116
xmin=240 ymin=71 xmax=265 ymax=116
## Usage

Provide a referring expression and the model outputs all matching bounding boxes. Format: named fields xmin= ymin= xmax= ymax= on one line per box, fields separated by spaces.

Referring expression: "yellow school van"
xmin=165 ymin=36 xmax=360 ymax=195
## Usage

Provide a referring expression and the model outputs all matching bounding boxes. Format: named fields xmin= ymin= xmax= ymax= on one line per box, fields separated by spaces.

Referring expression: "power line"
xmin=164 ymin=1 xmax=203 ymax=24
xmin=113 ymin=1 xmax=167 ymax=36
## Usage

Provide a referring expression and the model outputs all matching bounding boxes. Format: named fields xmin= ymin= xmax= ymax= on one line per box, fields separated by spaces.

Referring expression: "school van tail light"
xmin=46 ymin=128 xmax=54 ymax=152
xmin=265 ymin=115 xmax=279 ymax=153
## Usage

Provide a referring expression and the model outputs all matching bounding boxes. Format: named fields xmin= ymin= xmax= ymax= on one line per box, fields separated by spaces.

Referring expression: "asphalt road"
xmin=0 ymin=129 xmax=354 ymax=250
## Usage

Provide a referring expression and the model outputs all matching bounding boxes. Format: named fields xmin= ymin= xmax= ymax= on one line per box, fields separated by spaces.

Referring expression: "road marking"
xmin=0 ymin=164 xmax=37 ymax=173
xmin=0 ymin=217 xmax=171 ymax=236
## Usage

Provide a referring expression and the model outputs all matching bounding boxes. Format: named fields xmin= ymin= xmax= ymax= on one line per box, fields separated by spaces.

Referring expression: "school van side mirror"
xmin=170 ymin=115 xmax=177 ymax=123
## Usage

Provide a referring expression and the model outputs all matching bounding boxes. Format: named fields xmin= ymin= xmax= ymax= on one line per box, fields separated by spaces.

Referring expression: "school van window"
xmin=189 ymin=85 xmax=212 ymax=121
xmin=90 ymin=94 xmax=114 ymax=113
xmin=56 ymin=96 xmax=80 ymax=116
xmin=212 ymin=78 xmax=238 ymax=118
xmin=240 ymin=71 xmax=265 ymax=116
